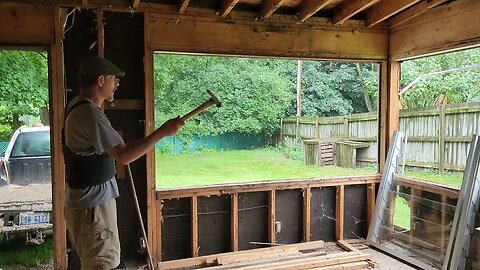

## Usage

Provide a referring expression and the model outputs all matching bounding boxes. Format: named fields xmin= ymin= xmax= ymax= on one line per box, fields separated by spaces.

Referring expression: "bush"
xmin=276 ymin=139 xmax=304 ymax=161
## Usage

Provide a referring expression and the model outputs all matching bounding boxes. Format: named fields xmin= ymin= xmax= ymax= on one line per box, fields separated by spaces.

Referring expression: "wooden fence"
xmin=281 ymin=102 xmax=480 ymax=173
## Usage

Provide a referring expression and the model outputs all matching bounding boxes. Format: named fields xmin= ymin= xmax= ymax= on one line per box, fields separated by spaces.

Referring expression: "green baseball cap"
xmin=79 ymin=56 xmax=125 ymax=77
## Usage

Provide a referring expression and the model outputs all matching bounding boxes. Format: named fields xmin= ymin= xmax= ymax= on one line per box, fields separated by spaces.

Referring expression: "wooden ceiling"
xmin=2 ymin=0 xmax=453 ymax=29
xmin=135 ymin=0 xmax=453 ymax=28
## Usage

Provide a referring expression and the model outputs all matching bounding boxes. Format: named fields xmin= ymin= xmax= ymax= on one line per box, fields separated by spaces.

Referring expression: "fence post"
xmin=343 ymin=117 xmax=349 ymax=139
xmin=439 ymin=105 xmax=446 ymax=175
xmin=296 ymin=116 xmax=300 ymax=140
xmin=280 ymin=118 xmax=283 ymax=144
xmin=315 ymin=117 xmax=319 ymax=140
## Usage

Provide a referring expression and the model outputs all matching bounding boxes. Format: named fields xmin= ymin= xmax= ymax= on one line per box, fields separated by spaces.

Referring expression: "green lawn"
xmin=156 ymin=148 xmax=378 ymax=188
xmin=0 ymin=236 xmax=53 ymax=268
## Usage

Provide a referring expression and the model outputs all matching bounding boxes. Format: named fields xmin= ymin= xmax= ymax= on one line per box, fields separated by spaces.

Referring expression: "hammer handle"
xmin=181 ymin=99 xmax=215 ymax=121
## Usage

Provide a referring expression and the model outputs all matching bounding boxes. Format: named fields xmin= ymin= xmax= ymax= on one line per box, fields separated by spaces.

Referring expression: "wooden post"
xmin=280 ymin=118 xmax=283 ymax=144
xmin=157 ymin=199 xmax=163 ymax=262
xmin=192 ymin=196 xmax=198 ymax=257
xmin=336 ymin=185 xmax=345 ymax=240
xmin=231 ymin=193 xmax=239 ymax=251
xmin=144 ymin=12 xmax=160 ymax=263
xmin=295 ymin=117 xmax=300 ymax=140
xmin=96 ymin=9 xmax=104 ymax=58
xmin=343 ymin=117 xmax=349 ymax=139
xmin=303 ymin=187 xmax=311 ymax=242
xmin=315 ymin=117 xmax=320 ymax=140
xmin=269 ymin=190 xmax=276 ymax=245
xmin=51 ymin=7 xmax=68 ymax=269
xmin=379 ymin=61 xmax=400 ymax=172
xmin=367 ymin=183 xmax=376 ymax=229
xmin=439 ymin=105 xmax=446 ymax=175
xmin=441 ymin=194 xmax=447 ymax=254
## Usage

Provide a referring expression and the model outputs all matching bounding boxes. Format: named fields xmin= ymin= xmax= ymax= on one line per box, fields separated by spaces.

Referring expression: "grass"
xmin=0 ymin=236 xmax=53 ymax=268
xmin=156 ymin=148 xmax=378 ymax=188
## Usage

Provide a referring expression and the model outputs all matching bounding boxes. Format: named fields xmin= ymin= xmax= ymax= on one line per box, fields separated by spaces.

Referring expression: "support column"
xmin=379 ymin=60 xmax=400 ymax=172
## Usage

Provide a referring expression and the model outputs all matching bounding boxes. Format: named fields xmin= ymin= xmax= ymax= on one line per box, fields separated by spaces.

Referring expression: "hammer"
xmin=181 ymin=90 xmax=222 ymax=121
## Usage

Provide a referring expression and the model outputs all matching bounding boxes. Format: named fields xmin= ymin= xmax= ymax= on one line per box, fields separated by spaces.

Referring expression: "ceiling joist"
xmin=178 ymin=0 xmax=190 ymax=14
xmin=365 ymin=0 xmax=421 ymax=27
xmin=220 ymin=0 xmax=240 ymax=17
xmin=261 ymin=0 xmax=288 ymax=20
xmin=297 ymin=0 xmax=335 ymax=22
xmin=388 ymin=0 xmax=448 ymax=28
xmin=332 ymin=0 xmax=381 ymax=25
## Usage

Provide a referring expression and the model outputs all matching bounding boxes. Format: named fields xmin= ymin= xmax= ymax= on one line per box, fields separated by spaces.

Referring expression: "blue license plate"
xmin=19 ymin=212 xmax=50 ymax=225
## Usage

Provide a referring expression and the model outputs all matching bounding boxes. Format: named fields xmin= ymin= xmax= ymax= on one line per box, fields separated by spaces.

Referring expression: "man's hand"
xmin=158 ymin=116 xmax=184 ymax=137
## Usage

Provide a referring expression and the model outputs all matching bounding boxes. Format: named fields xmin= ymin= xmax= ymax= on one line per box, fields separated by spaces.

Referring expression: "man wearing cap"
xmin=63 ymin=56 xmax=184 ymax=269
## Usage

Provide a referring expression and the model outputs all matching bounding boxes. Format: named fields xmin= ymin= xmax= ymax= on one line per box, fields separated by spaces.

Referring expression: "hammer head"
xmin=207 ymin=90 xmax=222 ymax=108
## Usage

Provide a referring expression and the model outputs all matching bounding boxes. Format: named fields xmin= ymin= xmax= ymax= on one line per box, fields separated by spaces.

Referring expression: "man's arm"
xmin=104 ymin=117 xmax=184 ymax=165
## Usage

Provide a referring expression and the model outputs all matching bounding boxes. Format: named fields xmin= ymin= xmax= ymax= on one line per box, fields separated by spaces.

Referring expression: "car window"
xmin=10 ymin=131 xmax=50 ymax=157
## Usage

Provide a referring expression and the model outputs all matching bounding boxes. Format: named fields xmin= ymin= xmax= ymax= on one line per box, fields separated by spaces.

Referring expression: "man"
xmin=63 ymin=56 xmax=184 ymax=269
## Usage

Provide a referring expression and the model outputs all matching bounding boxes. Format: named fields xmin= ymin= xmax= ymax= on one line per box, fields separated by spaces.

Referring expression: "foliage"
xmin=0 ymin=50 xmax=49 ymax=139
xmin=286 ymin=61 xmax=379 ymax=117
xmin=154 ymin=55 xmax=294 ymax=136
xmin=401 ymin=48 xmax=480 ymax=108
xmin=276 ymin=139 xmax=304 ymax=161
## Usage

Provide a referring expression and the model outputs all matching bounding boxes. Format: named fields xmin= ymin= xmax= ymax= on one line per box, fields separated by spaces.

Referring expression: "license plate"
xmin=19 ymin=212 xmax=50 ymax=225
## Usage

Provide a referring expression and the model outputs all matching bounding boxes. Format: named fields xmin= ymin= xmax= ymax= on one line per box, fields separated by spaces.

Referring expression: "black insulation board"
xmin=198 ymin=195 xmax=231 ymax=256
xmin=310 ymin=187 xmax=336 ymax=242
xmin=238 ymin=192 xmax=268 ymax=250
xmin=275 ymin=189 xmax=303 ymax=244
xmin=162 ymin=198 xmax=192 ymax=261
xmin=344 ymin=185 xmax=368 ymax=239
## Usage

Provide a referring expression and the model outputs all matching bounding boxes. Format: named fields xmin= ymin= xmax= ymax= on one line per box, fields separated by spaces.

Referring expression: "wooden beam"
xmin=332 ymin=0 xmax=381 ymax=25
xmin=366 ymin=183 xmax=376 ymax=229
xmin=378 ymin=61 xmax=399 ymax=171
xmin=220 ymin=0 xmax=240 ymax=17
xmin=144 ymin=11 xmax=160 ymax=263
xmin=231 ymin=193 xmax=239 ymax=251
xmin=0 ymin=5 xmax=52 ymax=44
xmin=192 ymin=196 xmax=198 ymax=257
xmin=336 ymin=185 xmax=345 ymax=240
xmin=387 ymin=0 xmax=447 ymax=29
xmin=148 ymin=13 xmax=388 ymax=61
xmin=82 ymin=0 xmax=88 ymax=7
xmin=269 ymin=190 xmax=276 ymax=245
xmin=178 ymin=0 xmax=190 ymax=14
xmin=297 ymin=0 xmax=335 ymax=22
xmin=303 ymin=187 xmax=311 ymax=242
xmin=390 ymin=0 xmax=480 ymax=61
xmin=133 ymin=0 xmax=141 ymax=9
xmin=96 ymin=9 xmax=104 ymax=57
xmin=364 ymin=0 xmax=421 ymax=27
xmin=157 ymin=175 xmax=381 ymax=200
xmin=51 ymin=6 xmax=67 ymax=270
xmin=261 ymin=0 xmax=288 ymax=20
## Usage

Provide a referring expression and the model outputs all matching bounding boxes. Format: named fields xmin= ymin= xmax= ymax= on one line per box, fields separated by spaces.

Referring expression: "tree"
xmin=154 ymin=55 xmax=294 ymax=136
xmin=0 ymin=50 xmax=49 ymax=140
xmin=401 ymin=48 xmax=480 ymax=108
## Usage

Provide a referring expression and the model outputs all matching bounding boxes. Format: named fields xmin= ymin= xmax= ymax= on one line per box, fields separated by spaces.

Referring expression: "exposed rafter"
xmin=332 ymin=0 xmax=381 ymax=25
xmin=365 ymin=0 xmax=421 ymax=27
xmin=388 ymin=0 xmax=448 ymax=28
xmin=261 ymin=0 xmax=288 ymax=20
xmin=220 ymin=0 xmax=240 ymax=17
xmin=178 ymin=0 xmax=190 ymax=14
xmin=297 ymin=0 xmax=335 ymax=22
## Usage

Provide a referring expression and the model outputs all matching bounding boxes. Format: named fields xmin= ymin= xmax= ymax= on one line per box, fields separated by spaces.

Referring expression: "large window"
xmin=153 ymin=54 xmax=380 ymax=189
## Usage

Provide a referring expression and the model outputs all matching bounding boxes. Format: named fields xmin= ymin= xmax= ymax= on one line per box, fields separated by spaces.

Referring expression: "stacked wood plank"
xmin=158 ymin=240 xmax=374 ymax=270
xmin=304 ymin=140 xmax=335 ymax=166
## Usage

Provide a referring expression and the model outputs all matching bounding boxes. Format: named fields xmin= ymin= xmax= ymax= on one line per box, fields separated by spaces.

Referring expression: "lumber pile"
xmin=158 ymin=240 xmax=374 ymax=269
